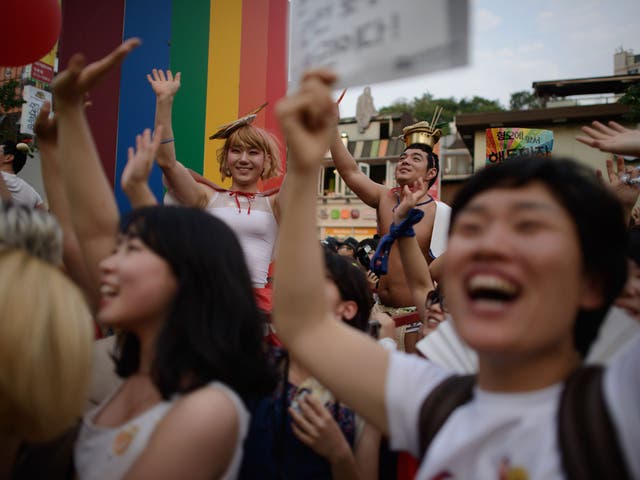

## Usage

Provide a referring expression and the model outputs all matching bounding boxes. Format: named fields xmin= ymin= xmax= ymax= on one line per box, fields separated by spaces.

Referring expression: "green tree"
xmin=379 ymin=92 xmax=504 ymax=134
xmin=619 ymin=83 xmax=640 ymax=122
xmin=509 ymin=90 xmax=542 ymax=110
xmin=0 ymin=79 xmax=25 ymax=111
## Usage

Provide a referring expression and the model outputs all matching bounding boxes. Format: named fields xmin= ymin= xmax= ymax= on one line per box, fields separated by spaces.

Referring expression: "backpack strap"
xmin=558 ymin=365 xmax=630 ymax=480
xmin=417 ymin=375 xmax=475 ymax=460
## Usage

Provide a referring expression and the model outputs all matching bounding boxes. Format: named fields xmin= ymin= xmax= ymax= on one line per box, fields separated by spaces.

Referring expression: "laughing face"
xmin=98 ymin=235 xmax=178 ymax=331
xmin=443 ymin=182 xmax=602 ymax=358
xmin=395 ymin=148 xmax=437 ymax=187
xmin=226 ymin=143 xmax=267 ymax=189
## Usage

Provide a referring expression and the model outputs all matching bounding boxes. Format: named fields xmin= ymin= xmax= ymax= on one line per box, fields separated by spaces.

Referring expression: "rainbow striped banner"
xmin=59 ymin=0 xmax=287 ymax=213
xmin=486 ymin=128 xmax=554 ymax=165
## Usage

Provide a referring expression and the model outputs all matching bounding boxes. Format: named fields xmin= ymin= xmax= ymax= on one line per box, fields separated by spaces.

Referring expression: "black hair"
xmin=323 ymin=249 xmax=373 ymax=332
xmin=405 ymin=143 xmax=440 ymax=188
xmin=113 ymin=206 xmax=276 ymax=400
xmin=627 ymin=225 xmax=640 ymax=265
xmin=2 ymin=140 xmax=27 ymax=173
xmin=450 ymin=156 xmax=628 ymax=357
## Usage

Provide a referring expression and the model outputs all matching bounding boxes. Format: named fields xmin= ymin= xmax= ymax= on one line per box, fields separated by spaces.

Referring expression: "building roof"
xmin=533 ymin=74 xmax=640 ymax=97
xmin=455 ymin=103 xmax=630 ymax=155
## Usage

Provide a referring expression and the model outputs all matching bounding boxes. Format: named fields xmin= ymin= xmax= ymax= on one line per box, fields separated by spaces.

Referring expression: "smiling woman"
xmin=47 ymin=40 xmax=276 ymax=480
xmin=144 ymin=69 xmax=285 ymax=312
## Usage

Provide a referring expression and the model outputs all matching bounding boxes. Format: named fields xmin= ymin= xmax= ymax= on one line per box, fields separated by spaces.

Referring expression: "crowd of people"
xmin=0 ymin=38 xmax=639 ymax=480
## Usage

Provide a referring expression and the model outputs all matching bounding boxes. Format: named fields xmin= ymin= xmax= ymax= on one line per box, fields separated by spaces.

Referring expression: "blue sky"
xmin=337 ymin=0 xmax=640 ymax=116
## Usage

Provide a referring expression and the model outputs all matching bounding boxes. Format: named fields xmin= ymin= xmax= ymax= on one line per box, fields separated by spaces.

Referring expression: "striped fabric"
xmin=59 ymin=0 xmax=288 ymax=214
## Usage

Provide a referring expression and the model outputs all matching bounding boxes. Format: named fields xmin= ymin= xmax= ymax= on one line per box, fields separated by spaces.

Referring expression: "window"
xmin=319 ymin=166 xmax=338 ymax=196
xmin=370 ymin=163 xmax=386 ymax=185
xmin=380 ymin=121 xmax=390 ymax=139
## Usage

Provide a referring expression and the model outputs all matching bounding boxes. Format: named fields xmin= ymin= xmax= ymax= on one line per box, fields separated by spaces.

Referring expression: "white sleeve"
xmin=603 ymin=331 xmax=640 ymax=478
xmin=385 ymin=351 xmax=452 ymax=456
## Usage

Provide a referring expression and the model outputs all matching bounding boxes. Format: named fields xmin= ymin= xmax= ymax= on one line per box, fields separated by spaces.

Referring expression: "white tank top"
xmin=74 ymin=382 xmax=249 ymax=480
xmin=205 ymin=191 xmax=278 ymax=286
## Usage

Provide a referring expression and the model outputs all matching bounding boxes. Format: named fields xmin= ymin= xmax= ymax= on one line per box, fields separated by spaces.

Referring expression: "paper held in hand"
xmin=289 ymin=0 xmax=469 ymax=90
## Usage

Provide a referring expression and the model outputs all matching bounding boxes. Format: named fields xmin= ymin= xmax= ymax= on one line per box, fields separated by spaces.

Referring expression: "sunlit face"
xmin=226 ymin=143 xmax=267 ymax=187
xmin=395 ymin=148 xmax=436 ymax=186
xmin=443 ymin=182 xmax=601 ymax=358
xmin=98 ymin=236 xmax=178 ymax=330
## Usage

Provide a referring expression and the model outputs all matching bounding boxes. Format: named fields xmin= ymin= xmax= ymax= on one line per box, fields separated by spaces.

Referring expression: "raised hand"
xmin=393 ymin=178 xmax=429 ymax=224
xmin=52 ymin=38 xmax=140 ymax=109
xmin=366 ymin=270 xmax=379 ymax=292
xmin=596 ymin=156 xmax=640 ymax=213
xmin=289 ymin=394 xmax=351 ymax=462
xmin=146 ymin=69 xmax=181 ymax=101
xmin=34 ymin=102 xmax=57 ymax=148
xmin=121 ymin=126 xmax=163 ymax=192
xmin=276 ymin=69 xmax=338 ymax=173
xmin=577 ymin=121 xmax=640 ymax=157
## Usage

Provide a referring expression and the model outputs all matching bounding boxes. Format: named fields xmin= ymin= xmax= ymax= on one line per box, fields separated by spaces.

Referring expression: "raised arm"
xmin=274 ymin=71 xmax=390 ymax=435
xmin=34 ymin=102 xmax=98 ymax=308
xmin=52 ymin=39 xmax=140 ymax=292
xmin=576 ymin=121 xmax=640 ymax=157
xmin=596 ymin=156 xmax=640 ymax=226
xmin=393 ymin=179 xmax=436 ymax=322
xmin=330 ymin=127 xmax=385 ymax=207
xmin=121 ymin=127 xmax=162 ymax=208
xmin=147 ymin=69 xmax=210 ymax=208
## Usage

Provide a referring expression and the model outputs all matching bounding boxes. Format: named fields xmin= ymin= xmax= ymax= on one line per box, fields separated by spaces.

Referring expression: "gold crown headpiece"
xmin=402 ymin=106 xmax=443 ymax=149
xmin=208 ymin=102 xmax=268 ymax=140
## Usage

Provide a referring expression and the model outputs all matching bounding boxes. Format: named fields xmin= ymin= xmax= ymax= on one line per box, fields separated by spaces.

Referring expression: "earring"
xmin=225 ymin=168 xmax=231 ymax=176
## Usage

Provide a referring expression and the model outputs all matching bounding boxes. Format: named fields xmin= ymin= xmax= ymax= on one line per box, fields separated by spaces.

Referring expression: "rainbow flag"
xmin=59 ymin=0 xmax=288 ymax=213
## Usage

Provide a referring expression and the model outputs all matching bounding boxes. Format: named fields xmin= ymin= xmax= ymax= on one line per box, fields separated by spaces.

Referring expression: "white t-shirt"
xmin=1 ymin=172 xmax=43 ymax=208
xmin=75 ymin=382 xmax=249 ymax=480
xmin=386 ymin=333 xmax=640 ymax=479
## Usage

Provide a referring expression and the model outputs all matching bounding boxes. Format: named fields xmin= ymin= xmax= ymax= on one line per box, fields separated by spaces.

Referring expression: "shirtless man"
xmin=330 ymin=121 xmax=450 ymax=351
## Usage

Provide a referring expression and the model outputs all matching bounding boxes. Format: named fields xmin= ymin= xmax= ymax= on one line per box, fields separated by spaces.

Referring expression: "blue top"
xmin=239 ymin=349 xmax=357 ymax=479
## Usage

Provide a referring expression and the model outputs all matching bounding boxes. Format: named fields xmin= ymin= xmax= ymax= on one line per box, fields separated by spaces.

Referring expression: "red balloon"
xmin=1 ymin=0 xmax=62 ymax=66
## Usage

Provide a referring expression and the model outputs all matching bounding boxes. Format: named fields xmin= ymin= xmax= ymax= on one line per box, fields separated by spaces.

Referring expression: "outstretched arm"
xmin=393 ymin=179 xmax=436 ymax=323
xmin=35 ymin=102 xmax=98 ymax=308
xmin=577 ymin=121 xmax=640 ymax=157
xmin=330 ymin=125 xmax=385 ymax=208
xmin=274 ymin=70 xmax=390 ymax=435
xmin=121 ymin=127 xmax=162 ymax=208
xmin=147 ymin=69 xmax=210 ymax=208
xmin=52 ymin=39 xmax=140 ymax=292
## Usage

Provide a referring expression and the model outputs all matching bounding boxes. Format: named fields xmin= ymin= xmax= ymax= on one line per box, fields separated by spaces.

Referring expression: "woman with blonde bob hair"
xmin=217 ymin=124 xmax=282 ymax=183
xmin=143 ymin=69 xmax=286 ymax=312
xmin=0 ymin=249 xmax=93 ymax=473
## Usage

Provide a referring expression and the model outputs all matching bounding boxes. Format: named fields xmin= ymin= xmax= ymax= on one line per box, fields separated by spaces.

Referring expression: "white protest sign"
xmin=20 ymin=85 xmax=51 ymax=136
xmin=289 ymin=0 xmax=469 ymax=89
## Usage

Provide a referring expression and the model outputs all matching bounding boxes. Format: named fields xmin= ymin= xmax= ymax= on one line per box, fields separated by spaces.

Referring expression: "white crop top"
xmin=204 ymin=191 xmax=278 ymax=286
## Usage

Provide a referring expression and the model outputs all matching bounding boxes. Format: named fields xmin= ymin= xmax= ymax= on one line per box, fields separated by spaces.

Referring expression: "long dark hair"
xmin=323 ymin=249 xmax=373 ymax=331
xmin=113 ymin=206 xmax=276 ymax=399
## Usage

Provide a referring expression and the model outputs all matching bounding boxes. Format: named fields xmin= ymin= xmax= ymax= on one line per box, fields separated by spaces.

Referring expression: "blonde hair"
xmin=218 ymin=125 xmax=282 ymax=182
xmin=0 ymin=249 xmax=93 ymax=441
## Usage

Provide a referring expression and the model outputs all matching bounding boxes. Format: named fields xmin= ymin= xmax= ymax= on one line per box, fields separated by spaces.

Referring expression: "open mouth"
xmin=100 ymin=284 xmax=120 ymax=298
xmin=466 ymin=273 xmax=519 ymax=305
